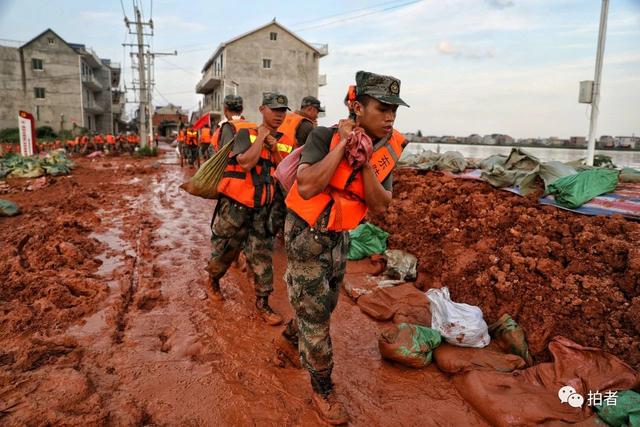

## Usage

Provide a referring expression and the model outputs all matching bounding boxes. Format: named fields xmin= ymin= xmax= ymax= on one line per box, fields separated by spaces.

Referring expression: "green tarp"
xmin=378 ymin=323 xmax=442 ymax=368
xmin=400 ymin=150 xmax=467 ymax=173
xmin=348 ymin=223 xmax=389 ymax=260
xmin=548 ymin=169 xmax=620 ymax=208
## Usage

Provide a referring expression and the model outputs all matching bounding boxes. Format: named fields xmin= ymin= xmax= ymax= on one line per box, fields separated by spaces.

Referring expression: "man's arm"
xmin=237 ymin=125 xmax=270 ymax=171
xmin=296 ymin=120 xmax=353 ymax=200
xmin=361 ymin=165 xmax=392 ymax=215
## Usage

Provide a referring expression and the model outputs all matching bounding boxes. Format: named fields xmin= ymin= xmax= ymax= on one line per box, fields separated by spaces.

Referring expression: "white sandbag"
xmin=426 ymin=287 xmax=490 ymax=348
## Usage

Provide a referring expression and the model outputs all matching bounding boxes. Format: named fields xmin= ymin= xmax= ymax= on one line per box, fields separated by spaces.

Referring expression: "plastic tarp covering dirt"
xmin=548 ymin=169 xmax=620 ymax=208
xmin=383 ymin=249 xmax=417 ymax=281
xmin=480 ymin=165 xmax=530 ymax=189
xmin=594 ymin=390 xmax=640 ymax=427
xmin=347 ymin=223 xmax=389 ymax=260
xmin=356 ymin=283 xmax=431 ymax=326
xmin=400 ymin=150 xmax=467 ymax=173
xmin=478 ymin=154 xmax=507 ymax=171
xmin=379 ymin=323 xmax=441 ymax=368
xmin=0 ymin=199 xmax=20 ymax=217
xmin=519 ymin=161 xmax=578 ymax=195
xmin=503 ymin=147 xmax=541 ymax=171
xmin=433 ymin=343 xmax=526 ymax=374
xmin=453 ymin=336 xmax=640 ymax=427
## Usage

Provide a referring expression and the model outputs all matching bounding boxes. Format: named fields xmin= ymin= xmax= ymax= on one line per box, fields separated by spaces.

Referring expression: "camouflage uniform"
xmin=208 ymin=195 xmax=274 ymax=296
xmin=284 ymin=209 xmax=348 ymax=393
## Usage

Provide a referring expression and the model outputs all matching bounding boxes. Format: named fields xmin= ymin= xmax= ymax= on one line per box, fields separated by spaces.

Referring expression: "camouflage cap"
xmin=262 ymin=91 xmax=290 ymax=110
xmin=223 ymin=94 xmax=243 ymax=110
xmin=300 ymin=95 xmax=325 ymax=112
xmin=355 ymin=70 xmax=409 ymax=107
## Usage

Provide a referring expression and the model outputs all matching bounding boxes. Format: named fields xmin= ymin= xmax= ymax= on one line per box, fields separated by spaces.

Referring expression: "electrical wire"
xmin=291 ymin=0 xmax=409 ymax=27
xmin=294 ymin=0 xmax=423 ymax=32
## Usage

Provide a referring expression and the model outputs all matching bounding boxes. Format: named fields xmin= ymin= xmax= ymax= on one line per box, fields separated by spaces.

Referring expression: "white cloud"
xmin=435 ymin=40 xmax=495 ymax=59
xmin=152 ymin=16 xmax=206 ymax=33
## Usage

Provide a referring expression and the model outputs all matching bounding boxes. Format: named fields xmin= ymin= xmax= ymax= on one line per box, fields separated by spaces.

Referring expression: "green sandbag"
xmin=519 ymin=161 xmax=577 ymax=195
xmin=620 ymin=167 xmax=640 ymax=183
xmin=378 ymin=323 xmax=442 ymax=368
xmin=0 ymin=199 xmax=20 ymax=217
xmin=347 ymin=222 xmax=389 ymax=260
xmin=594 ymin=390 xmax=640 ymax=427
xmin=489 ymin=314 xmax=534 ymax=366
xmin=548 ymin=169 xmax=620 ymax=208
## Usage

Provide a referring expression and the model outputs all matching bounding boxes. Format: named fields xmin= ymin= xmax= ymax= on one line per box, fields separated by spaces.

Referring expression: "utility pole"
xmin=145 ymin=50 xmax=177 ymax=144
xmin=124 ymin=4 xmax=153 ymax=148
xmin=585 ymin=0 xmax=609 ymax=166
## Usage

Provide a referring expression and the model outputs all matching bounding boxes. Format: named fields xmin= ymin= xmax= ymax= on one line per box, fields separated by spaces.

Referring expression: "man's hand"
xmin=265 ymin=134 xmax=277 ymax=152
xmin=257 ymin=124 xmax=271 ymax=141
xmin=338 ymin=119 xmax=355 ymax=142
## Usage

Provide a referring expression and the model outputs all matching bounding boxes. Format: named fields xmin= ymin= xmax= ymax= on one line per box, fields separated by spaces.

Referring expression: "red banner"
xmin=193 ymin=112 xmax=210 ymax=130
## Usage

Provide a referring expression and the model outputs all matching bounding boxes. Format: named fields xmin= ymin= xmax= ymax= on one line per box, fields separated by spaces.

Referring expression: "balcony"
xmin=84 ymin=103 xmax=104 ymax=114
xmin=311 ymin=43 xmax=329 ymax=57
xmin=196 ymin=68 xmax=224 ymax=94
xmin=318 ymin=74 xmax=327 ymax=87
xmin=82 ymin=74 xmax=103 ymax=92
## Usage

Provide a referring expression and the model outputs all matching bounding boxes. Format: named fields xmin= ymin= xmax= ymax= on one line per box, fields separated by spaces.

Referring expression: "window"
xmin=34 ymin=87 xmax=45 ymax=99
xmin=32 ymin=58 xmax=43 ymax=70
xmin=262 ymin=59 xmax=272 ymax=69
xmin=270 ymin=32 xmax=277 ymax=41
xmin=47 ymin=37 xmax=55 ymax=45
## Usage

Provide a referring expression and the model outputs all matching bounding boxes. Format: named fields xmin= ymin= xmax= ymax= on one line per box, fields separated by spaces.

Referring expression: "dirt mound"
xmin=370 ymin=169 xmax=640 ymax=369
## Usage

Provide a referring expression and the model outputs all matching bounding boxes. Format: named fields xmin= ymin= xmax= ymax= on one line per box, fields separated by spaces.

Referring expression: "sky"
xmin=1 ymin=0 xmax=639 ymax=138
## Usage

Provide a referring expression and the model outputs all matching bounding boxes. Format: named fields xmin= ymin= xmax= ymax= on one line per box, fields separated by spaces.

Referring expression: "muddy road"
xmin=0 ymin=147 xmax=486 ymax=426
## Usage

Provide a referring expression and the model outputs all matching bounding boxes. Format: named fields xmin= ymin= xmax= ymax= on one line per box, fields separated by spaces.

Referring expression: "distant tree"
xmin=416 ymin=130 xmax=423 ymax=137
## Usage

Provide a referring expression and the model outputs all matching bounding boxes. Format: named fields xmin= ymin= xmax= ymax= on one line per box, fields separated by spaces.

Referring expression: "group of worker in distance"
xmin=201 ymin=70 xmax=408 ymax=425
xmin=60 ymin=132 xmax=147 ymax=155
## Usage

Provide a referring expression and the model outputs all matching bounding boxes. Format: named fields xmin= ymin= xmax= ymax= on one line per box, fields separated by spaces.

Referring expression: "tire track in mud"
xmin=113 ymin=226 xmax=143 ymax=344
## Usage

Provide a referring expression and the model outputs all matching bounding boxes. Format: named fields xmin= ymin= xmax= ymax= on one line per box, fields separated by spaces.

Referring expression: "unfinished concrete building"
xmin=0 ymin=29 xmax=124 ymax=134
xmin=196 ymin=20 xmax=327 ymax=124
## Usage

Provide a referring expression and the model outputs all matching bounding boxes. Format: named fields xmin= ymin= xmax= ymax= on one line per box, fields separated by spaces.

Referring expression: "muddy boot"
xmin=311 ymin=391 xmax=349 ymax=425
xmin=256 ymin=296 xmax=282 ymax=326
xmin=209 ymin=276 xmax=224 ymax=301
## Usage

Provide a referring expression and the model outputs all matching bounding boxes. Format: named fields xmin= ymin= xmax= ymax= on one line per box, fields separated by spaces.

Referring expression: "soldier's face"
xmin=261 ymin=106 xmax=287 ymax=129
xmin=302 ymin=106 xmax=319 ymax=121
xmin=355 ymin=98 xmax=398 ymax=139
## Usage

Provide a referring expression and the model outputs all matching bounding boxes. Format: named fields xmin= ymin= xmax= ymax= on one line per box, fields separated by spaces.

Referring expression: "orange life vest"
xmin=186 ymin=129 xmax=198 ymax=145
xmin=177 ymin=130 xmax=185 ymax=142
xmin=94 ymin=135 xmax=104 ymax=144
xmin=106 ymin=134 xmax=116 ymax=144
xmin=211 ymin=119 xmax=257 ymax=151
xmin=200 ymin=127 xmax=211 ymax=144
xmin=217 ymin=129 xmax=294 ymax=208
xmin=278 ymin=112 xmax=312 ymax=147
xmin=81 ymin=136 xmax=89 ymax=145
xmin=66 ymin=139 xmax=75 ymax=146
xmin=285 ymin=129 xmax=406 ymax=231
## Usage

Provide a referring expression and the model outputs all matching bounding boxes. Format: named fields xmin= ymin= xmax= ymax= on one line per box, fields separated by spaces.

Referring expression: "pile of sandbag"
xmin=400 ymin=149 xmax=467 ymax=173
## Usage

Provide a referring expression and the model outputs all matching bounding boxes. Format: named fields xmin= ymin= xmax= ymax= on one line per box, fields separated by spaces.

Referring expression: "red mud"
xmin=0 ymin=149 xmax=488 ymax=426
xmin=370 ymin=168 xmax=640 ymax=370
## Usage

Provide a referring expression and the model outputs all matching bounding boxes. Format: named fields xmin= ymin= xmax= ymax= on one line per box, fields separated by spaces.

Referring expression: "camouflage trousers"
xmin=199 ymin=143 xmax=213 ymax=160
xmin=284 ymin=210 xmax=348 ymax=394
xmin=267 ymin=184 xmax=287 ymax=236
xmin=207 ymin=196 xmax=274 ymax=297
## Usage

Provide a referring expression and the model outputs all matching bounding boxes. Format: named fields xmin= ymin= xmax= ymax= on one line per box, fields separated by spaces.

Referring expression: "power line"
xmin=295 ymin=0 xmax=423 ymax=32
xmin=156 ymin=57 xmax=199 ymax=76
xmin=291 ymin=0 xmax=409 ymax=27
xmin=119 ymin=0 xmax=127 ymax=17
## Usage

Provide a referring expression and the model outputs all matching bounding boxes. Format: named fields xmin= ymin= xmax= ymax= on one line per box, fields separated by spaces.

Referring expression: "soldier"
xmin=199 ymin=123 xmax=213 ymax=160
xmin=278 ymin=95 xmax=323 ymax=148
xmin=207 ymin=92 xmax=295 ymax=326
xmin=282 ymin=71 xmax=409 ymax=424
xmin=211 ymin=94 xmax=255 ymax=151
xmin=185 ymin=126 xmax=199 ymax=167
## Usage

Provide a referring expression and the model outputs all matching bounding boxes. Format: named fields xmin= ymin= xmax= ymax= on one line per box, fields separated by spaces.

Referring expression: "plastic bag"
xmin=378 ymin=323 xmax=441 ymax=368
xmin=383 ymin=249 xmax=417 ymax=281
xmin=489 ymin=314 xmax=533 ymax=365
xmin=426 ymin=287 xmax=490 ymax=348
xmin=347 ymin=223 xmax=389 ymax=260
xmin=548 ymin=168 xmax=619 ymax=208
xmin=594 ymin=390 xmax=640 ymax=427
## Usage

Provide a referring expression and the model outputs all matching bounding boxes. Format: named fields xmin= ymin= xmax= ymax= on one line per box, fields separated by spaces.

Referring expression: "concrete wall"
xmin=222 ymin=23 xmax=320 ymax=123
xmin=18 ymin=31 xmax=83 ymax=132
xmin=0 ymin=46 xmax=29 ymax=130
